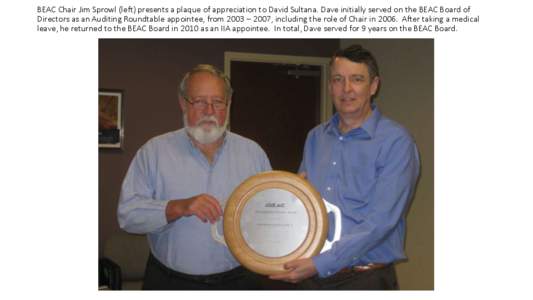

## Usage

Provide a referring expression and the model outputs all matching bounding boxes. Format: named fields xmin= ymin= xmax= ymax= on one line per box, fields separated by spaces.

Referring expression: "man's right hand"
xmin=165 ymin=194 xmax=223 ymax=224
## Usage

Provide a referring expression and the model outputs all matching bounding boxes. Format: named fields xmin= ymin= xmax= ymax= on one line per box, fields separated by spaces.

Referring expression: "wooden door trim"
xmin=224 ymin=51 xmax=332 ymax=123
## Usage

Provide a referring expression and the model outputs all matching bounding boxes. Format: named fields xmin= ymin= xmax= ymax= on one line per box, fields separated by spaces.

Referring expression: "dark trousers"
xmin=142 ymin=253 xmax=261 ymax=290
xmin=298 ymin=264 xmax=399 ymax=290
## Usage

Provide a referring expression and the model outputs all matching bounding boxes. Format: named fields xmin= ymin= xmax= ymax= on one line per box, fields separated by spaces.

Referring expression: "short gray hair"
xmin=178 ymin=64 xmax=233 ymax=100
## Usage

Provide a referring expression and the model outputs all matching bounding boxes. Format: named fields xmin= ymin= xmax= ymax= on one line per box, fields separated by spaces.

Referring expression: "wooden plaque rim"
xmin=223 ymin=171 xmax=328 ymax=275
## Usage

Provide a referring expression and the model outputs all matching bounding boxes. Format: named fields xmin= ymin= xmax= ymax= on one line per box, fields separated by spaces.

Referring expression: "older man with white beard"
xmin=118 ymin=64 xmax=271 ymax=290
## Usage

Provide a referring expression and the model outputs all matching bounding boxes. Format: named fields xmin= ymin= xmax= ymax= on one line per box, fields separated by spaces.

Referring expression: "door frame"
xmin=224 ymin=52 xmax=332 ymax=123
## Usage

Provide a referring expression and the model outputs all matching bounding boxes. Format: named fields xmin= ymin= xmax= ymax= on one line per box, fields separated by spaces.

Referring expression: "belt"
xmin=149 ymin=253 xmax=244 ymax=284
xmin=338 ymin=263 xmax=388 ymax=274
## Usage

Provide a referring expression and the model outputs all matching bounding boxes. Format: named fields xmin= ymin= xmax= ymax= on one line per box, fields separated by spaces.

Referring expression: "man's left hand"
xmin=269 ymin=258 xmax=317 ymax=283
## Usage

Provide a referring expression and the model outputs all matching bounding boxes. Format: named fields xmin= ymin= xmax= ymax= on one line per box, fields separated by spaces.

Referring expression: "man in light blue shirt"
xmin=270 ymin=45 xmax=420 ymax=289
xmin=118 ymin=64 xmax=271 ymax=289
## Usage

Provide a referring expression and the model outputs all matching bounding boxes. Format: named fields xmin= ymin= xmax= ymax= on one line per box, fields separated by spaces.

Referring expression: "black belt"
xmin=338 ymin=263 xmax=390 ymax=274
xmin=148 ymin=253 xmax=245 ymax=284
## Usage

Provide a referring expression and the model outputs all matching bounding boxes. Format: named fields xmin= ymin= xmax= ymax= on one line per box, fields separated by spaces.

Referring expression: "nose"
xmin=203 ymin=102 xmax=215 ymax=115
xmin=343 ymin=79 xmax=352 ymax=93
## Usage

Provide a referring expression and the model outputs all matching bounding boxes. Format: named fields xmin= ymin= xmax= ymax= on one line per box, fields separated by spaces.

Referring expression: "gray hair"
xmin=178 ymin=64 xmax=233 ymax=100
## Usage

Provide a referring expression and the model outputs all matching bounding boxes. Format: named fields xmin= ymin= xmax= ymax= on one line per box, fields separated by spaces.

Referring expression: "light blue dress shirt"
xmin=118 ymin=129 xmax=271 ymax=275
xmin=299 ymin=106 xmax=420 ymax=278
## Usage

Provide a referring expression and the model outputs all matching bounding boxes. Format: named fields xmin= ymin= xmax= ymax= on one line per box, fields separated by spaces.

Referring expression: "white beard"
xmin=184 ymin=114 xmax=228 ymax=144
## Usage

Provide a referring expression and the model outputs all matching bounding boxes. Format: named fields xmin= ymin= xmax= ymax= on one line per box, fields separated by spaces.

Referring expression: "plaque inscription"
xmin=240 ymin=188 xmax=309 ymax=257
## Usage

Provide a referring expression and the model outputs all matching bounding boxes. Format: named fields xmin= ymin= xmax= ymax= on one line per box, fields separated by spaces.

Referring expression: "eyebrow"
xmin=331 ymin=73 xmax=367 ymax=78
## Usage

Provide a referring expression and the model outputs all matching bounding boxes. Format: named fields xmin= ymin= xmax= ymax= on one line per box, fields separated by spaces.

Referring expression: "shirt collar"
xmin=325 ymin=104 xmax=381 ymax=139
xmin=185 ymin=130 xmax=228 ymax=166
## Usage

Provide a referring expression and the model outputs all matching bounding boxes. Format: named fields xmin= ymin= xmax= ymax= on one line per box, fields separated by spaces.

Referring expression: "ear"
xmin=179 ymin=96 xmax=187 ymax=112
xmin=370 ymin=76 xmax=380 ymax=96
xmin=227 ymin=97 xmax=231 ymax=112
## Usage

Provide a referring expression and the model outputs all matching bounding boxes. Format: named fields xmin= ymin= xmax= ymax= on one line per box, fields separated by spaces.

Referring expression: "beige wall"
xmin=340 ymin=39 xmax=434 ymax=290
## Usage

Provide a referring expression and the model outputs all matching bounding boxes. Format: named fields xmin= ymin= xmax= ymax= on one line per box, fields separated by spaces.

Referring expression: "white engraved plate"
xmin=240 ymin=188 xmax=309 ymax=257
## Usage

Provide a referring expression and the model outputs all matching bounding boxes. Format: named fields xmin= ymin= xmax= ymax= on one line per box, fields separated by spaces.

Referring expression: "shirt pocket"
xmin=341 ymin=160 xmax=375 ymax=198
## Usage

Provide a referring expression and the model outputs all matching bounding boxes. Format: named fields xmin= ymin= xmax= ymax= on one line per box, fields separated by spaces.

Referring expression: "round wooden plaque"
xmin=222 ymin=171 xmax=328 ymax=275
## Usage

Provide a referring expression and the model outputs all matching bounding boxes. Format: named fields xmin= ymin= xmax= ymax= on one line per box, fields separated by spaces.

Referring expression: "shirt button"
xmin=326 ymin=187 xmax=332 ymax=191
xmin=339 ymin=136 xmax=343 ymax=141
xmin=332 ymin=161 xmax=337 ymax=166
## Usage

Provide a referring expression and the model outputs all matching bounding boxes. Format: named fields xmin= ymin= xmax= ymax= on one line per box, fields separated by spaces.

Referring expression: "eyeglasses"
xmin=183 ymin=96 xmax=228 ymax=111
